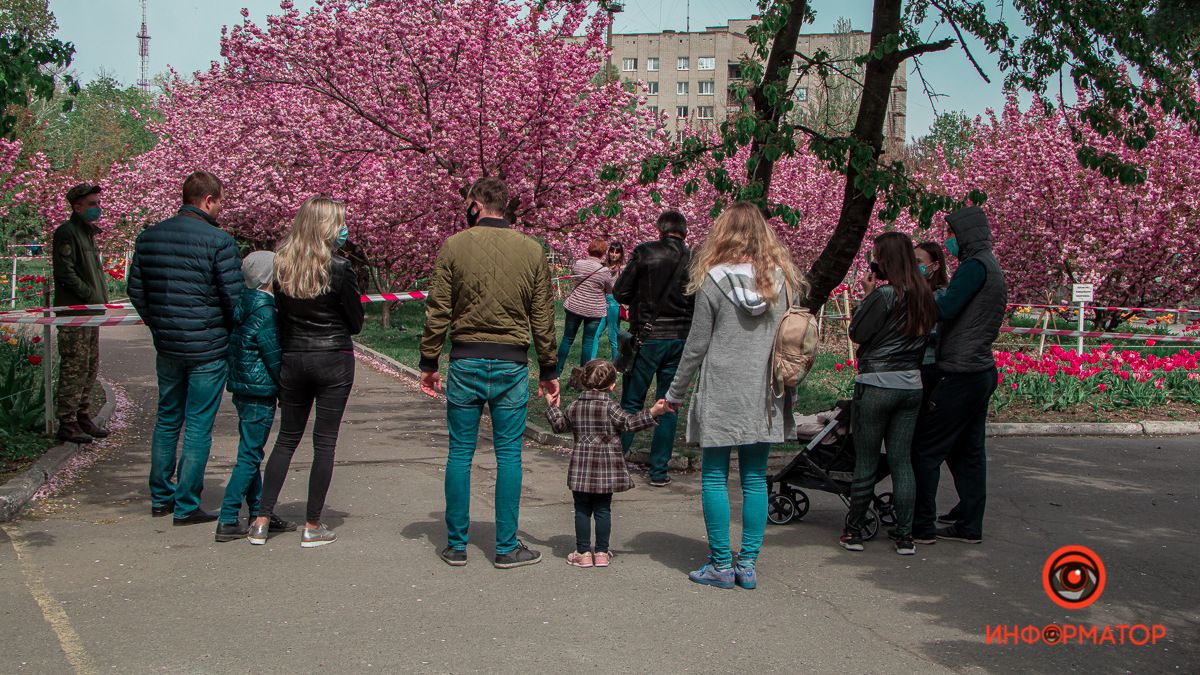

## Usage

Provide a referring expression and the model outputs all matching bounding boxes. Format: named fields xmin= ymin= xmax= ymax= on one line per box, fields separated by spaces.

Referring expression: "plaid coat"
xmin=546 ymin=390 xmax=657 ymax=493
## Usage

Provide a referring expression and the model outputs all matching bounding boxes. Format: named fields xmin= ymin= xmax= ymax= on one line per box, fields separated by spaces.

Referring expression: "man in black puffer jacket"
xmin=128 ymin=171 xmax=243 ymax=525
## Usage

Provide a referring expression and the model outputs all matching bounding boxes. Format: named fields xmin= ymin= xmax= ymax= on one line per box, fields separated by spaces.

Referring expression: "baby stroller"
xmin=766 ymin=400 xmax=896 ymax=540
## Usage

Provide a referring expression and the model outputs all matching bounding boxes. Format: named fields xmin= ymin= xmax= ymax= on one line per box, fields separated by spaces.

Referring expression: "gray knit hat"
xmin=242 ymin=251 xmax=275 ymax=288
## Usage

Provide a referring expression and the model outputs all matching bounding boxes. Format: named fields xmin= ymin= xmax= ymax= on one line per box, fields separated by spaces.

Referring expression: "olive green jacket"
xmin=52 ymin=214 xmax=109 ymax=316
xmin=419 ymin=218 xmax=558 ymax=380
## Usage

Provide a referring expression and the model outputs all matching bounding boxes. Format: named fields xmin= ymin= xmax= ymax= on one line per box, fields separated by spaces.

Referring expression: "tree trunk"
xmin=801 ymin=0 xmax=905 ymax=312
xmin=748 ymin=0 xmax=810 ymax=200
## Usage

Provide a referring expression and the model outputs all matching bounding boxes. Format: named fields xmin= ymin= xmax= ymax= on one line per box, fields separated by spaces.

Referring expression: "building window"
xmin=622 ymin=57 xmax=637 ymax=72
xmin=697 ymin=106 xmax=714 ymax=119
xmin=698 ymin=80 xmax=715 ymax=95
xmin=677 ymin=57 xmax=689 ymax=70
xmin=795 ymin=86 xmax=808 ymax=102
xmin=728 ymin=63 xmax=742 ymax=79
xmin=647 ymin=57 xmax=660 ymax=71
xmin=676 ymin=105 xmax=689 ymax=118
xmin=648 ymin=105 xmax=659 ymax=116
xmin=698 ymin=57 xmax=716 ymax=71
xmin=676 ymin=129 xmax=687 ymax=143
xmin=677 ymin=81 xmax=689 ymax=95
xmin=646 ymin=81 xmax=659 ymax=95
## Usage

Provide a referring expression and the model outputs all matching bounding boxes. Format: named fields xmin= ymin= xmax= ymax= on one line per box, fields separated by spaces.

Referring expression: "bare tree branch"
xmin=930 ymin=0 xmax=993 ymax=83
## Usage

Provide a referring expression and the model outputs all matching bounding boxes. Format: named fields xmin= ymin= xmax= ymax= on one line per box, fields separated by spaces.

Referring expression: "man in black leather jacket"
xmin=612 ymin=211 xmax=694 ymax=486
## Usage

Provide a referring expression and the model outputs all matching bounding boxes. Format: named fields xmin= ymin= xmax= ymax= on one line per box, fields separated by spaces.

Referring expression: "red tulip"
xmin=27 ymin=355 xmax=42 ymax=365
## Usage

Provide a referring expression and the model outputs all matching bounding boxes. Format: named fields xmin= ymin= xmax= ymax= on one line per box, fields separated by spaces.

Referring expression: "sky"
xmin=48 ymin=0 xmax=1020 ymax=140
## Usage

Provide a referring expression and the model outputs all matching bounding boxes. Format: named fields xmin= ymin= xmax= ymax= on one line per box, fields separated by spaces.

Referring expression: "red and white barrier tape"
xmin=360 ymin=291 xmax=427 ymax=303
xmin=1000 ymin=326 xmax=1200 ymax=344
xmin=1 ymin=302 xmax=133 ymax=316
xmin=0 ymin=314 xmax=143 ymax=327
xmin=1008 ymin=302 xmax=1199 ymax=315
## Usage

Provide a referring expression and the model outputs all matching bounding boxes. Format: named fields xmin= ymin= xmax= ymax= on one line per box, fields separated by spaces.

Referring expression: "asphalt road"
xmin=0 ymin=325 xmax=1196 ymax=674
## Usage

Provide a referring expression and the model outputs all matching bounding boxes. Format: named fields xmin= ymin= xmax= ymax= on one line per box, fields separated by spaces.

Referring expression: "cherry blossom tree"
xmin=103 ymin=0 xmax=667 ymax=286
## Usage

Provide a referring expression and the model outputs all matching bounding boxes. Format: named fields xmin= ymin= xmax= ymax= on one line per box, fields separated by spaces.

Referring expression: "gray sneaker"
xmin=493 ymin=540 xmax=542 ymax=569
xmin=247 ymin=518 xmax=269 ymax=545
xmin=301 ymin=523 xmax=337 ymax=548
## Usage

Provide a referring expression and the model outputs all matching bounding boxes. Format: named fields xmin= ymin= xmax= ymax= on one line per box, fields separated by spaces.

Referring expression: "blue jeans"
xmin=445 ymin=358 xmax=529 ymax=555
xmin=701 ymin=443 xmax=770 ymax=567
xmin=590 ymin=295 xmax=621 ymax=359
xmin=619 ymin=338 xmax=684 ymax=480
xmin=148 ymin=356 xmax=228 ymax=517
xmin=556 ymin=310 xmax=601 ymax=376
xmin=218 ymin=394 xmax=276 ymax=524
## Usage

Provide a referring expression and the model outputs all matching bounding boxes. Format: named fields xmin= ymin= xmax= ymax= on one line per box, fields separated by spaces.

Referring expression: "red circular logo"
xmin=1043 ymin=545 xmax=1106 ymax=609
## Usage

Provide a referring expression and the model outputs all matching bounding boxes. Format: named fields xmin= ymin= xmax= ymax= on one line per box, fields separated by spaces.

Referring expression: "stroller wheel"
xmin=767 ymin=493 xmax=797 ymax=525
xmin=793 ymin=490 xmax=810 ymax=519
xmin=875 ymin=492 xmax=897 ymax=527
xmin=846 ymin=508 xmax=881 ymax=541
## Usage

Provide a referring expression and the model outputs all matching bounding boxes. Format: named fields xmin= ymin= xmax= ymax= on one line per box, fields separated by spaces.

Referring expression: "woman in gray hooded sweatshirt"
xmin=665 ymin=202 xmax=801 ymax=590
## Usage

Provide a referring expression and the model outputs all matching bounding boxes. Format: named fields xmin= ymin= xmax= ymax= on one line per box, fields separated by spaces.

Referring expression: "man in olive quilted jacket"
xmin=419 ymin=177 xmax=559 ymax=569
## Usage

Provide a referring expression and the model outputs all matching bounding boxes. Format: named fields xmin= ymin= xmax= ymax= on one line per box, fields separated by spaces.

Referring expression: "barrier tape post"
xmin=41 ymin=276 xmax=53 ymax=437
xmin=9 ymin=254 xmax=16 ymax=308
xmin=841 ymin=287 xmax=855 ymax=363
xmin=1077 ymin=300 xmax=1086 ymax=354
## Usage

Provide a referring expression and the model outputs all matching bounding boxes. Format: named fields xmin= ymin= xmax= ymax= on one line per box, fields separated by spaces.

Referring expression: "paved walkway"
xmin=0 ymin=325 xmax=1196 ymax=673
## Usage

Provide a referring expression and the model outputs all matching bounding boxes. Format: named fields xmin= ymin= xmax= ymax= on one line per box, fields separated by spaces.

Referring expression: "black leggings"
xmin=258 ymin=351 xmax=354 ymax=523
xmin=573 ymin=491 xmax=613 ymax=553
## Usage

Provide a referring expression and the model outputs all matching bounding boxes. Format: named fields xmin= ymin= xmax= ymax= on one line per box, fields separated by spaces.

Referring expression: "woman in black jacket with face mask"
xmin=249 ymin=196 xmax=364 ymax=548
xmin=840 ymin=232 xmax=936 ymax=556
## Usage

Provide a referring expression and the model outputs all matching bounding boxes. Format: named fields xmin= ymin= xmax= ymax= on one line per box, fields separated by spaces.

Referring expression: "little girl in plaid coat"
xmin=546 ymin=359 xmax=670 ymax=568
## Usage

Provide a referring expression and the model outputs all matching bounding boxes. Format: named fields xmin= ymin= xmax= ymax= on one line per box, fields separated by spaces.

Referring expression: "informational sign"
xmin=1072 ymin=284 xmax=1094 ymax=303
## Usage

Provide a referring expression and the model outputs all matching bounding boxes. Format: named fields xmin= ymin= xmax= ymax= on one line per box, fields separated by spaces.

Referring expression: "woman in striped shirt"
xmin=556 ymin=238 xmax=614 ymax=377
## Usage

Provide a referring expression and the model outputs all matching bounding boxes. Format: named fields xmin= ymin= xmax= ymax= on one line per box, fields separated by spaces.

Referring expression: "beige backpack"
xmin=770 ymin=283 xmax=820 ymax=397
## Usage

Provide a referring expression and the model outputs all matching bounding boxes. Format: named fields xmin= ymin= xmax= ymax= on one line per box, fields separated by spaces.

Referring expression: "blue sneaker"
xmin=734 ymin=561 xmax=757 ymax=589
xmin=688 ymin=561 xmax=734 ymax=589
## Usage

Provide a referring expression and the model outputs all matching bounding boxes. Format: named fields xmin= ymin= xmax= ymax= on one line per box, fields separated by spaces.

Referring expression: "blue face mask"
xmin=919 ymin=263 xmax=928 ymax=278
xmin=944 ymin=236 xmax=960 ymax=260
xmin=335 ymin=226 xmax=348 ymax=248
xmin=83 ymin=207 xmax=102 ymax=223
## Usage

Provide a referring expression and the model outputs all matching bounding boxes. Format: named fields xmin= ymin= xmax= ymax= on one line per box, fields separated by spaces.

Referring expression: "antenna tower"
xmin=137 ymin=0 xmax=151 ymax=94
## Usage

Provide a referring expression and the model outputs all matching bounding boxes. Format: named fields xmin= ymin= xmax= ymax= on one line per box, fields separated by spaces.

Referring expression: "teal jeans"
xmin=590 ymin=295 xmax=621 ymax=359
xmin=700 ymin=443 xmax=770 ymax=567
xmin=619 ymin=338 xmax=684 ymax=481
xmin=218 ymin=394 xmax=276 ymax=524
xmin=444 ymin=358 xmax=529 ymax=555
xmin=148 ymin=356 xmax=227 ymax=518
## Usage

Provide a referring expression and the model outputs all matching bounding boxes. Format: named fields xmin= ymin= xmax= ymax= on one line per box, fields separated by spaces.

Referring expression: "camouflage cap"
xmin=65 ymin=183 xmax=101 ymax=205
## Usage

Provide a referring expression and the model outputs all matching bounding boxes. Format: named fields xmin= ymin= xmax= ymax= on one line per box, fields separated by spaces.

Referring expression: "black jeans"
xmin=911 ymin=367 xmax=997 ymax=539
xmin=573 ymin=491 xmax=613 ymax=553
xmin=258 ymin=351 xmax=355 ymax=523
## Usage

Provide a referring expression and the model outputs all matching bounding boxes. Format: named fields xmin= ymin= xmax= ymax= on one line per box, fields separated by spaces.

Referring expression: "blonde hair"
xmin=275 ymin=196 xmax=346 ymax=299
xmin=686 ymin=201 xmax=805 ymax=304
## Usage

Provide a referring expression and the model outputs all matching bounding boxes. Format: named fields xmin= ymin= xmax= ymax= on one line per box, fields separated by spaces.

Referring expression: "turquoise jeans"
xmin=701 ymin=443 xmax=770 ymax=567
xmin=148 ymin=356 xmax=227 ymax=518
xmin=218 ymin=394 xmax=276 ymax=524
xmin=590 ymin=294 xmax=621 ymax=359
xmin=444 ymin=358 xmax=529 ymax=555
xmin=556 ymin=311 xmax=601 ymax=376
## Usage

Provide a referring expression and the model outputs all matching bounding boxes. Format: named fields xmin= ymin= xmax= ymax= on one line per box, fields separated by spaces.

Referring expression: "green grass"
xmin=355 ymin=301 xmax=847 ymax=455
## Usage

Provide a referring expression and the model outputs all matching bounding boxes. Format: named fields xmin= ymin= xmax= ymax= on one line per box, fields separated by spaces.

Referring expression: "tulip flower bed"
xmin=0 ymin=326 xmax=54 ymax=480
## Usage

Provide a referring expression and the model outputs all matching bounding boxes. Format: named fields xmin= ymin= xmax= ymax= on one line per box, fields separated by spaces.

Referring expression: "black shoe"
xmin=937 ymin=512 xmax=959 ymax=525
xmin=76 ymin=415 xmax=110 ymax=438
xmin=151 ymin=501 xmax=175 ymax=518
xmin=440 ymin=546 xmax=468 ymax=567
xmin=892 ymin=533 xmax=916 ymax=555
xmin=214 ymin=521 xmax=249 ymax=542
xmin=56 ymin=421 xmax=93 ymax=445
xmin=912 ymin=533 xmax=937 ymax=545
xmin=173 ymin=509 xmax=218 ymax=526
xmin=936 ymin=525 xmax=982 ymax=544
xmin=649 ymin=476 xmax=672 ymax=487
xmin=268 ymin=515 xmax=298 ymax=533
xmin=493 ymin=540 xmax=542 ymax=569
xmin=839 ymin=530 xmax=864 ymax=552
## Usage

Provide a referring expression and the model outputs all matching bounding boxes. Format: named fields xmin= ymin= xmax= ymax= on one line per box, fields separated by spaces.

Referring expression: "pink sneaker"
xmin=567 ymin=551 xmax=594 ymax=568
xmin=593 ymin=551 xmax=612 ymax=568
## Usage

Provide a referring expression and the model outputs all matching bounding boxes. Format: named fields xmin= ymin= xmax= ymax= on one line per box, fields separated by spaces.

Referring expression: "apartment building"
xmin=608 ymin=18 xmax=908 ymax=147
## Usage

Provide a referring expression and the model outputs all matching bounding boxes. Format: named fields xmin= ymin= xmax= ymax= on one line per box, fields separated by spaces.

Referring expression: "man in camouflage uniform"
xmin=52 ymin=183 xmax=111 ymax=444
